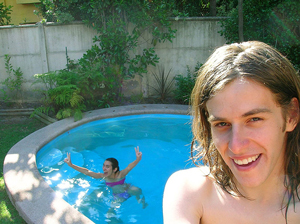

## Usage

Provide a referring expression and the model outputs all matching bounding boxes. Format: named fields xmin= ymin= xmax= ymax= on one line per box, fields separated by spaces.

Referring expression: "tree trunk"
xmin=210 ymin=0 xmax=216 ymax=16
xmin=238 ymin=0 xmax=244 ymax=42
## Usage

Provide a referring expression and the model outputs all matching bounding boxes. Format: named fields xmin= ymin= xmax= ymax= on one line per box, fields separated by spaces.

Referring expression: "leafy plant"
xmin=33 ymin=50 xmax=123 ymax=120
xmin=219 ymin=0 xmax=300 ymax=69
xmin=33 ymin=68 xmax=85 ymax=121
xmin=35 ymin=0 xmax=83 ymax=24
xmin=33 ymin=1 xmax=180 ymax=121
xmin=1 ymin=55 xmax=24 ymax=103
xmin=129 ymin=93 xmax=144 ymax=104
xmin=0 ymin=3 xmax=12 ymax=25
xmin=150 ymin=66 xmax=175 ymax=102
xmin=174 ymin=62 xmax=202 ymax=105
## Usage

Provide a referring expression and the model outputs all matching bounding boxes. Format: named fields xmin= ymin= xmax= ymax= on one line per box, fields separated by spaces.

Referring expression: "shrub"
xmin=150 ymin=66 xmax=175 ymax=102
xmin=1 ymin=55 xmax=24 ymax=103
xmin=174 ymin=62 xmax=202 ymax=105
xmin=0 ymin=3 xmax=12 ymax=25
xmin=219 ymin=0 xmax=300 ymax=69
xmin=33 ymin=1 xmax=180 ymax=120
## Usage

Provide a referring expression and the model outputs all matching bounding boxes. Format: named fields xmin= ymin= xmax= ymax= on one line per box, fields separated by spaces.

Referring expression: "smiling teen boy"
xmin=163 ymin=41 xmax=300 ymax=224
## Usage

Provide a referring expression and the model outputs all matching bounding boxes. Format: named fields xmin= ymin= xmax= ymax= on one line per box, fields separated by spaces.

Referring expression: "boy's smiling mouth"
xmin=233 ymin=154 xmax=260 ymax=166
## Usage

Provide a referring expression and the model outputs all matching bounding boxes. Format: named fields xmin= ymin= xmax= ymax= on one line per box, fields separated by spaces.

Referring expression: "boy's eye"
xmin=215 ymin=122 xmax=229 ymax=127
xmin=250 ymin=117 xmax=261 ymax=122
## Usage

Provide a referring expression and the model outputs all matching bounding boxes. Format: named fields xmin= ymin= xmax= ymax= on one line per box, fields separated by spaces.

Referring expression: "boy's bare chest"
xmin=200 ymin=192 xmax=300 ymax=224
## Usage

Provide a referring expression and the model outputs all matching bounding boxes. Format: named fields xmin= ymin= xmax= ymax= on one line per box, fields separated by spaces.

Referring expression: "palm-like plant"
xmin=150 ymin=66 xmax=175 ymax=102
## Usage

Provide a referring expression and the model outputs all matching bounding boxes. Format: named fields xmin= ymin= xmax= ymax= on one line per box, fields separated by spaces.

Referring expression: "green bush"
xmin=1 ymin=55 xmax=24 ymax=102
xmin=0 ymin=3 xmax=12 ymax=25
xmin=219 ymin=0 xmax=300 ymax=69
xmin=33 ymin=1 xmax=180 ymax=121
xmin=33 ymin=69 xmax=85 ymax=121
xmin=33 ymin=51 xmax=115 ymax=121
xmin=174 ymin=62 xmax=202 ymax=105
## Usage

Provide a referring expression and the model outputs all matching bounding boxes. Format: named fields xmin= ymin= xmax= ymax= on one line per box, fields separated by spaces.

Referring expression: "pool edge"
xmin=3 ymin=104 xmax=190 ymax=224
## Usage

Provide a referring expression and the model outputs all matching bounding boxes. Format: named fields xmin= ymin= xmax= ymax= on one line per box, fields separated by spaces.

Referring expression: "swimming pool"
xmin=37 ymin=114 xmax=193 ymax=223
xmin=26 ymin=107 xmax=195 ymax=223
xmin=4 ymin=104 xmax=190 ymax=223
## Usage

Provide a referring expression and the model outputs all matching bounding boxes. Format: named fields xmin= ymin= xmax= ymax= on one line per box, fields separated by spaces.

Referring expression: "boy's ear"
xmin=286 ymin=97 xmax=299 ymax=132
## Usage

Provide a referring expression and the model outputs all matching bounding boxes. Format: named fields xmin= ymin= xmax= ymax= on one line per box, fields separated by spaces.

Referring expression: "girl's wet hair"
xmin=106 ymin=158 xmax=119 ymax=173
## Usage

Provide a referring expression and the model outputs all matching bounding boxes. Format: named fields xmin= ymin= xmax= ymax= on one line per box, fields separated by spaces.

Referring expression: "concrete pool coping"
xmin=4 ymin=104 xmax=190 ymax=224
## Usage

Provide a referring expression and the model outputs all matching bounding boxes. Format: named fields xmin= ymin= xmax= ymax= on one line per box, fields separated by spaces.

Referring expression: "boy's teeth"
xmin=234 ymin=154 xmax=259 ymax=165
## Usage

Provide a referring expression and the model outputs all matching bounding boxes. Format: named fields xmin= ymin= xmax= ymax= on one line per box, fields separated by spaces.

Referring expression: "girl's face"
xmin=102 ymin=161 xmax=115 ymax=177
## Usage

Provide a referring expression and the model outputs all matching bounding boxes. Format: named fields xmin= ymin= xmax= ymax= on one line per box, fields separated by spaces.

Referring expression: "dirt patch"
xmin=0 ymin=116 xmax=31 ymax=124
xmin=0 ymin=101 xmax=43 ymax=110
xmin=0 ymin=101 xmax=42 ymax=124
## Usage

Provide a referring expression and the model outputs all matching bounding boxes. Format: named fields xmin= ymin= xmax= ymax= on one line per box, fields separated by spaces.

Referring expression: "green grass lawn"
xmin=0 ymin=116 xmax=46 ymax=223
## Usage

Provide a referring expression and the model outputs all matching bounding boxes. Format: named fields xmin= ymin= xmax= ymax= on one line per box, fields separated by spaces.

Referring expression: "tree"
xmin=219 ymin=0 xmax=300 ymax=69
xmin=210 ymin=0 xmax=216 ymax=16
xmin=34 ymin=0 xmax=180 ymax=119
xmin=238 ymin=0 xmax=243 ymax=42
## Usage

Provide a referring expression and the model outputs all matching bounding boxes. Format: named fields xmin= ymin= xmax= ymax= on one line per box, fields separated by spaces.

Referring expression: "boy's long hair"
xmin=191 ymin=41 xmax=300 ymax=219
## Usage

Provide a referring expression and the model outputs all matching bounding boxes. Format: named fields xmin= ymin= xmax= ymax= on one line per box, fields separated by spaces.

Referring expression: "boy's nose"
xmin=228 ymin=125 xmax=249 ymax=154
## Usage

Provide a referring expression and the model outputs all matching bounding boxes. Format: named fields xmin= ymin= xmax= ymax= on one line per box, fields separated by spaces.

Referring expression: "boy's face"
xmin=206 ymin=78 xmax=297 ymax=189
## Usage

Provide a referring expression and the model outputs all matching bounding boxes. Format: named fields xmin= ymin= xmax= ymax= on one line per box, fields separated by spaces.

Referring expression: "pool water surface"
xmin=37 ymin=114 xmax=193 ymax=223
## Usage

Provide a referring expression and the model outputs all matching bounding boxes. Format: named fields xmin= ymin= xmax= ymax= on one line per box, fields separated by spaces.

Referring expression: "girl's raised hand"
xmin=64 ymin=152 xmax=72 ymax=165
xmin=135 ymin=146 xmax=142 ymax=161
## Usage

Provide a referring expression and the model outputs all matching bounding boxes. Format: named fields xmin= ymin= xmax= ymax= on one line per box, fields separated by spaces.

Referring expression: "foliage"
xmin=128 ymin=93 xmax=144 ymax=104
xmin=35 ymin=0 xmax=84 ymax=23
xmin=171 ymin=0 xmax=238 ymax=17
xmin=174 ymin=62 xmax=202 ymax=104
xmin=33 ymin=0 xmax=179 ymax=120
xmin=173 ymin=0 xmax=213 ymax=17
xmin=1 ymin=55 xmax=24 ymax=102
xmin=219 ymin=0 xmax=300 ymax=69
xmin=33 ymin=68 xmax=85 ymax=121
xmin=215 ymin=0 xmax=238 ymax=16
xmin=0 ymin=3 xmax=12 ymax=25
xmin=79 ymin=1 xmax=176 ymax=79
xmin=37 ymin=0 xmax=186 ymax=23
xmin=150 ymin=66 xmax=175 ymax=102
xmin=36 ymin=0 xmax=236 ymax=21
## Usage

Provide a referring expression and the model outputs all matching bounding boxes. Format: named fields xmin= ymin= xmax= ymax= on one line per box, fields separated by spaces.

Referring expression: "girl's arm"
xmin=119 ymin=146 xmax=142 ymax=178
xmin=64 ymin=152 xmax=104 ymax=179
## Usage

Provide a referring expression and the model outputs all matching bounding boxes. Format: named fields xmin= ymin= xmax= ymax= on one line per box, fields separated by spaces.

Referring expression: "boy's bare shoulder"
xmin=169 ymin=166 xmax=211 ymax=179
xmin=166 ymin=166 xmax=214 ymax=195
xmin=163 ymin=166 xmax=215 ymax=223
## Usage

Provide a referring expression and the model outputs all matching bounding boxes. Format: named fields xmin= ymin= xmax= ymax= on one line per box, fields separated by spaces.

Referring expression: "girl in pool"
xmin=64 ymin=146 xmax=147 ymax=208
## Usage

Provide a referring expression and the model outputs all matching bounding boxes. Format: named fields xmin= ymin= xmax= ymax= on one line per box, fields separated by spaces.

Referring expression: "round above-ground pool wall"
xmin=3 ymin=104 xmax=190 ymax=224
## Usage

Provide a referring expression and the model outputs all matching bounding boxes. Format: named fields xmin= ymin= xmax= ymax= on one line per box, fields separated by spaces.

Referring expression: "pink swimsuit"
xmin=105 ymin=178 xmax=131 ymax=200
xmin=105 ymin=178 xmax=126 ymax=187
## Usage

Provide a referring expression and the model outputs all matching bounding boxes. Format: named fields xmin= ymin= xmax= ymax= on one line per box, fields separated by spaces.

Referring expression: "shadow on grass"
xmin=0 ymin=117 xmax=46 ymax=223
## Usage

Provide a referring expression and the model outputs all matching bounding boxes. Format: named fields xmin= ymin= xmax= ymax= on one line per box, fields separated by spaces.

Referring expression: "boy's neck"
xmin=233 ymin=173 xmax=287 ymax=205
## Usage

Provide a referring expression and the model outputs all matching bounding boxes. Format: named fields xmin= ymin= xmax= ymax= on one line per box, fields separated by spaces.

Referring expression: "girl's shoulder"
xmin=116 ymin=170 xmax=126 ymax=179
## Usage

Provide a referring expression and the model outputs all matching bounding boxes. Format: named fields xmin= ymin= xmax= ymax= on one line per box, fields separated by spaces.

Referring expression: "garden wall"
xmin=0 ymin=18 xmax=226 ymax=102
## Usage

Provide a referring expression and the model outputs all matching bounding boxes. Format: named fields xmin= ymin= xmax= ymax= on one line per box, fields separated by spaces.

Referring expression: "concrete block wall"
xmin=0 ymin=18 xmax=226 ymax=102
xmin=143 ymin=17 xmax=226 ymax=97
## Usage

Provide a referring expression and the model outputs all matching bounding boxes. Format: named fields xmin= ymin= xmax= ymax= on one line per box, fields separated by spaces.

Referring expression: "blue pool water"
xmin=37 ymin=114 xmax=194 ymax=223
